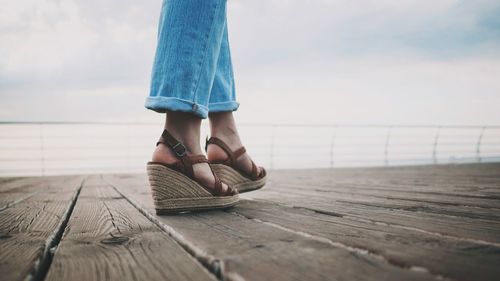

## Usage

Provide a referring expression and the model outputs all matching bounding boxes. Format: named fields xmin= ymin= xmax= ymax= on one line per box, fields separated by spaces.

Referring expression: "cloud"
xmin=0 ymin=0 xmax=499 ymax=125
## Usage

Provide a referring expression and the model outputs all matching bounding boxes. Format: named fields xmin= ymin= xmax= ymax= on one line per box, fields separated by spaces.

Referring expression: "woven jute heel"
xmin=210 ymin=163 xmax=267 ymax=193
xmin=147 ymin=164 xmax=238 ymax=214
xmin=147 ymin=130 xmax=239 ymax=214
xmin=206 ymin=137 xmax=267 ymax=193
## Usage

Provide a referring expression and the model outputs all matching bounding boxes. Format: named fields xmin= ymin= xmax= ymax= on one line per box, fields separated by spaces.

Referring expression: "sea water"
xmin=0 ymin=123 xmax=499 ymax=176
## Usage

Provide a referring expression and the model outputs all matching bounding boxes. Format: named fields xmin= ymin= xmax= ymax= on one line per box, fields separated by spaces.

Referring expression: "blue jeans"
xmin=145 ymin=0 xmax=238 ymax=119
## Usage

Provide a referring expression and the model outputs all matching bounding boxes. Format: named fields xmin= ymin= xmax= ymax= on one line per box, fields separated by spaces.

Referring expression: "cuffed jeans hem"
xmin=145 ymin=96 xmax=209 ymax=118
xmin=208 ymin=101 xmax=240 ymax=113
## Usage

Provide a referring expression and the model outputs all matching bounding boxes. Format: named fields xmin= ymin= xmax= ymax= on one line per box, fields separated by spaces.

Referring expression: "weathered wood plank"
xmin=118 ymin=174 xmax=500 ymax=226
xmin=0 ymin=176 xmax=74 ymax=193
xmin=45 ymin=177 xmax=215 ymax=281
xmin=267 ymin=183 xmax=500 ymax=220
xmin=0 ymin=176 xmax=82 ymax=281
xmin=0 ymin=183 xmax=46 ymax=212
xmin=105 ymin=174 xmax=438 ymax=281
xmin=270 ymin=171 xmax=500 ymax=196
xmin=269 ymin=164 xmax=500 ymax=192
xmin=267 ymin=180 xmax=500 ymax=209
xmin=101 ymin=169 xmax=500 ymax=241
xmin=328 ymin=194 xmax=500 ymax=221
xmin=234 ymin=199 xmax=500 ymax=281
xmin=0 ymin=176 xmax=69 ymax=211
xmin=249 ymin=188 xmax=500 ymax=244
xmin=113 ymin=165 xmax=500 ymax=220
xmin=266 ymin=165 xmax=500 ymax=222
xmin=0 ymin=177 xmax=42 ymax=193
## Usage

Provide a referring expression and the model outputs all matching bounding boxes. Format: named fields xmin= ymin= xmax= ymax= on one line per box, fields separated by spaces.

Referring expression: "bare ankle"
xmin=209 ymin=112 xmax=242 ymax=150
xmin=152 ymin=111 xmax=206 ymax=164
xmin=164 ymin=111 xmax=203 ymax=155
xmin=152 ymin=143 xmax=177 ymax=163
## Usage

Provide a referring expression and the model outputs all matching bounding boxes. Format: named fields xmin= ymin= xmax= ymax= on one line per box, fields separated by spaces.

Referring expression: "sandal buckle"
xmin=172 ymin=142 xmax=187 ymax=157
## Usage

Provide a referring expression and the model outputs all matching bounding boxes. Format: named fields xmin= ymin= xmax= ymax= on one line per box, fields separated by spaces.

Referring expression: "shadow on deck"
xmin=1 ymin=163 xmax=499 ymax=281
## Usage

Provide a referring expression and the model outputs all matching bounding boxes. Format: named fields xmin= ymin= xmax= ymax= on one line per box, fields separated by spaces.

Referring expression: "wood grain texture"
xmin=268 ymin=165 xmax=500 ymax=205
xmin=2 ymin=163 xmax=499 ymax=281
xmin=249 ymin=187 xmax=500 ymax=244
xmin=45 ymin=179 xmax=215 ymax=281
xmin=268 ymin=181 xmax=500 ymax=209
xmin=0 ymin=176 xmax=67 ymax=211
xmin=234 ymin=199 xmax=500 ymax=281
xmin=269 ymin=163 xmax=500 ymax=193
xmin=263 ymin=182 xmax=500 ymax=221
xmin=105 ymin=174 xmax=437 ymax=281
xmin=0 ymin=177 xmax=38 ymax=192
xmin=250 ymin=164 xmax=500 ymax=244
xmin=0 ymin=176 xmax=82 ymax=281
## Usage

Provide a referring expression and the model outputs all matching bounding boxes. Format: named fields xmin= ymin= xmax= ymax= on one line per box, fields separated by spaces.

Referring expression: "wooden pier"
xmin=1 ymin=163 xmax=499 ymax=281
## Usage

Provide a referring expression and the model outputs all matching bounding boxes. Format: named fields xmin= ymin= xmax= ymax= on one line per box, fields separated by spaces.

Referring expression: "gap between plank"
xmin=228 ymin=210 xmax=452 ymax=281
xmin=107 ymin=181 xmax=246 ymax=281
xmin=26 ymin=178 xmax=84 ymax=281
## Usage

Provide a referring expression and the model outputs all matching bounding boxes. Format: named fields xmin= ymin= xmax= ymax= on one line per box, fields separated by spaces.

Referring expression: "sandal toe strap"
xmin=210 ymin=167 xmax=236 ymax=196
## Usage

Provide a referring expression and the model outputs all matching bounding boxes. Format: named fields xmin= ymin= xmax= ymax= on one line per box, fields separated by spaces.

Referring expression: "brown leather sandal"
xmin=206 ymin=137 xmax=267 ymax=193
xmin=147 ymin=130 xmax=239 ymax=214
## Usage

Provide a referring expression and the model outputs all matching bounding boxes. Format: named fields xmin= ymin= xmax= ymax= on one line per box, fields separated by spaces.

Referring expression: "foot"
xmin=152 ymin=111 xmax=231 ymax=194
xmin=208 ymin=112 xmax=263 ymax=177
xmin=152 ymin=143 xmax=231 ymax=193
xmin=206 ymin=135 xmax=263 ymax=177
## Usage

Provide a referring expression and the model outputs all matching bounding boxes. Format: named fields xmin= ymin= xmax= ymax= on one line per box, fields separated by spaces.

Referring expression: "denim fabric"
xmin=146 ymin=0 xmax=239 ymax=119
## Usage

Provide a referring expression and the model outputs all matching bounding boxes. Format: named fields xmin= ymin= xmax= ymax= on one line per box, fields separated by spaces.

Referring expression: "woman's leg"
xmin=207 ymin=21 xmax=239 ymax=113
xmin=206 ymin=21 xmax=262 ymax=176
xmin=148 ymin=0 xmax=230 ymax=191
xmin=146 ymin=0 xmax=228 ymax=118
xmin=208 ymin=112 xmax=262 ymax=176
xmin=152 ymin=111 xmax=228 ymax=190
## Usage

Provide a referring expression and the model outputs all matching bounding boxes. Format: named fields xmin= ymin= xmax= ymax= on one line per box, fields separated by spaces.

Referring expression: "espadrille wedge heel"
xmin=147 ymin=130 xmax=239 ymax=214
xmin=206 ymin=137 xmax=267 ymax=193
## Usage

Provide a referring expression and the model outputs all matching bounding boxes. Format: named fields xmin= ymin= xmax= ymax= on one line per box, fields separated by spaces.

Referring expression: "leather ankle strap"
xmin=157 ymin=130 xmax=187 ymax=157
xmin=157 ymin=129 xmax=195 ymax=177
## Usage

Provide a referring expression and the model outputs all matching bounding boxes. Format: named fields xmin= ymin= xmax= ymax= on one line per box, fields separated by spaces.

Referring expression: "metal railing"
xmin=0 ymin=122 xmax=499 ymax=176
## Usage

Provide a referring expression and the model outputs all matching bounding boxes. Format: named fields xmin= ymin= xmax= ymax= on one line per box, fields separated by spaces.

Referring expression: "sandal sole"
xmin=147 ymin=163 xmax=239 ymax=214
xmin=210 ymin=164 xmax=267 ymax=193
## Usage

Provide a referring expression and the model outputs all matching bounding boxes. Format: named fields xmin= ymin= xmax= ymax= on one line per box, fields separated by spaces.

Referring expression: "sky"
xmin=1 ymin=0 xmax=500 ymax=125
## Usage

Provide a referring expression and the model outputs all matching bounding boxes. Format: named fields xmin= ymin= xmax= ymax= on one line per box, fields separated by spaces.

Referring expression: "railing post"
xmin=476 ymin=127 xmax=486 ymax=163
xmin=432 ymin=126 xmax=441 ymax=164
xmin=39 ymin=123 xmax=45 ymax=176
xmin=330 ymin=126 xmax=336 ymax=168
xmin=384 ymin=126 xmax=392 ymax=166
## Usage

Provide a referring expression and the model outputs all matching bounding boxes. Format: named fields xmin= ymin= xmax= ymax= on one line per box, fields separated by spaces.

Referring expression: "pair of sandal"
xmin=147 ymin=129 xmax=267 ymax=214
